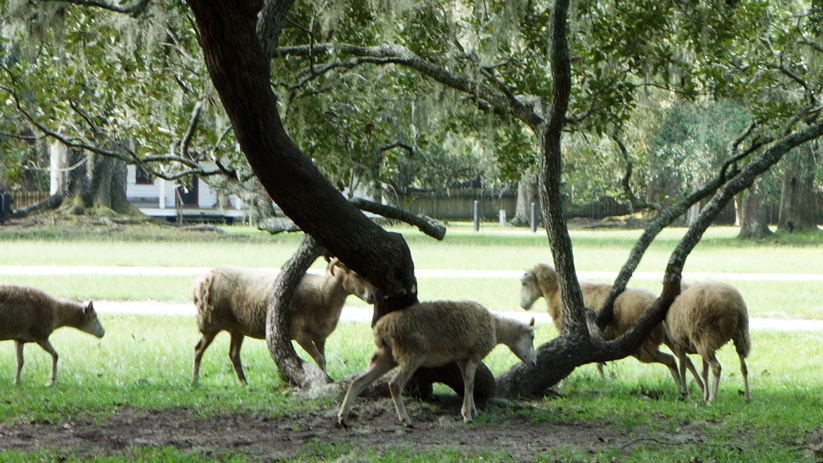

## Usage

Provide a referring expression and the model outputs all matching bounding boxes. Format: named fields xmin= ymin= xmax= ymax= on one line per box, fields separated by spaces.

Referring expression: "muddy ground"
xmin=0 ymin=396 xmax=646 ymax=461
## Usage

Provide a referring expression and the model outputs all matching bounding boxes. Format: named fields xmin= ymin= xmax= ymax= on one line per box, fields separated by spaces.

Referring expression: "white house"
xmin=126 ymin=165 xmax=250 ymax=222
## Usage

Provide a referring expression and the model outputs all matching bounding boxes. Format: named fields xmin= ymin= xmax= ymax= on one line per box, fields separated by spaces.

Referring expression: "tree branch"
xmin=275 ymin=43 xmax=545 ymax=128
xmin=259 ymin=197 xmax=447 ymax=241
xmin=612 ymin=134 xmax=663 ymax=213
xmin=46 ymin=0 xmax=150 ymax=16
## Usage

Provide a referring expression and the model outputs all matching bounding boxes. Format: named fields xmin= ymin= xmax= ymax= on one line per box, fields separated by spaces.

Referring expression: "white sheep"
xmin=0 ymin=284 xmax=105 ymax=386
xmin=337 ymin=300 xmax=537 ymax=427
xmin=191 ymin=257 xmax=376 ymax=385
xmin=664 ymin=281 xmax=751 ymax=403
xmin=520 ymin=263 xmax=683 ymax=389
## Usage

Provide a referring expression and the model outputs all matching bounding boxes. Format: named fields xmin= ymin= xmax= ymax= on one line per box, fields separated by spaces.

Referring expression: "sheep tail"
xmin=193 ymin=273 xmax=214 ymax=313
xmin=734 ymin=311 xmax=751 ymax=358
xmin=735 ymin=326 xmax=751 ymax=358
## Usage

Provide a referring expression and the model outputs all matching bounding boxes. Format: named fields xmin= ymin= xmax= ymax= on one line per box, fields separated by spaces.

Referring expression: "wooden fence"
xmin=401 ymin=189 xmax=823 ymax=224
xmin=6 ymin=190 xmax=50 ymax=210
xmin=401 ymin=189 xmax=630 ymax=221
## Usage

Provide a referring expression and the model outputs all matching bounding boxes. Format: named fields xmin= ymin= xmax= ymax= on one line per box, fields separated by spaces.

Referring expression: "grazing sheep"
xmin=0 ymin=284 xmax=105 ymax=386
xmin=664 ymin=281 xmax=751 ymax=403
xmin=520 ymin=263 xmax=683 ymax=390
xmin=337 ymin=300 xmax=537 ymax=427
xmin=191 ymin=258 xmax=376 ymax=385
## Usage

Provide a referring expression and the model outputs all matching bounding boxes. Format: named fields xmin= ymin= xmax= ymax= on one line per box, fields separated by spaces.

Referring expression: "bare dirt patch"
xmin=0 ymin=398 xmax=633 ymax=461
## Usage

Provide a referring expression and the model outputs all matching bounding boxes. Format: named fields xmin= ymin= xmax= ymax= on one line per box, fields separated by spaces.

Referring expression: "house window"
xmin=135 ymin=166 xmax=154 ymax=185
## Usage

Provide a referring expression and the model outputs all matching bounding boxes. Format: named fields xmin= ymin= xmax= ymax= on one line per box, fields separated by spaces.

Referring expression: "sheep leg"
xmin=701 ymin=358 xmax=711 ymax=401
xmin=675 ymin=351 xmax=690 ymax=398
xmin=739 ymin=354 xmax=750 ymax=401
xmin=648 ymin=350 xmax=685 ymax=397
xmin=192 ymin=332 xmax=217 ymax=384
xmin=457 ymin=360 xmax=479 ymax=422
xmin=388 ymin=360 xmax=423 ymax=428
xmin=703 ymin=352 xmax=722 ymax=403
xmin=228 ymin=332 xmax=247 ymax=386
xmin=13 ymin=341 xmax=24 ymax=385
xmin=295 ymin=335 xmax=325 ymax=372
xmin=36 ymin=339 xmax=59 ymax=387
xmin=680 ymin=354 xmax=704 ymax=395
xmin=337 ymin=352 xmax=396 ymax=426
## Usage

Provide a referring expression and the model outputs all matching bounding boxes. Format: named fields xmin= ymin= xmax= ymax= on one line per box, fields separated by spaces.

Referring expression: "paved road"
xmin=2 ymin=265 xmax=823 ymax=281
xmin=89 ymin=301 xmax=823 ymax=332
xmin=3 ymin=266 xmax=821 ymax=331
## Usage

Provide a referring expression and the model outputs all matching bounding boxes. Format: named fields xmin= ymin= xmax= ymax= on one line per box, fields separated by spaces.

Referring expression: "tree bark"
xmin=266 ymin=234 xmax=332 ymax=390
xmin=40 ymin=143 xmax=139 ymax=216
xmin=186 ymin=0 xmax=418 ymax=320
xmin=778 ymin=143 xmax=819 ymax=233
xmin=738 ymin=180 xmax=773 ymax=239
xmin=511 ymin=169 xmax=537 ymax=227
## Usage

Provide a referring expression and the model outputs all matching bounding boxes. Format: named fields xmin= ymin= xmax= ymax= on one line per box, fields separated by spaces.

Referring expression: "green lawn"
xmin=1 ymin=315 xmax=822 ymax=462
xmin=1 ymin=222 xmax=822 ymax=461
xmin=2 ymin=224 xmax=821 ymax=318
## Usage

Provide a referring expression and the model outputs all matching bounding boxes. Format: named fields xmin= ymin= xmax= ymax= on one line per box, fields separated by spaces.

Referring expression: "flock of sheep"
xmin=0 ymin=257 xmax=750 ymax=427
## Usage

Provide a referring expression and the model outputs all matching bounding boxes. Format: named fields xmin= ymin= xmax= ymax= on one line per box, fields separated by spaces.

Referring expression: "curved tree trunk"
xmin=266 ymin=234 xmax=332 ymax=391
xmin=186 ymin=0 xmax=418 ymax=321
xmin=187 ymin=0 xmax=492 ymax=400
xmin=738 ymin=180 xmax=773 ymax=240
xmin=778 ymin=143 xmax=819 ymax=233
xmin=495 ymin=0 xmax=823 ymax=398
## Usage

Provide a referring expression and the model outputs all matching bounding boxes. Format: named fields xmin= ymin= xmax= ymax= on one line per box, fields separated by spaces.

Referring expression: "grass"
xmin=2 ymin=223 xmax=821 ymax=318
xmin=1 ymin=316 xmax=822 ymax=462
xmin=1 ymin=220 xmax=823 ymax=461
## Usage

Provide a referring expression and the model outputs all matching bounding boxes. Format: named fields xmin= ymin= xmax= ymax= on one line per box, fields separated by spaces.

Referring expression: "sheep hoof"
xmin=404 ymin=422 xmax=415 ymax=429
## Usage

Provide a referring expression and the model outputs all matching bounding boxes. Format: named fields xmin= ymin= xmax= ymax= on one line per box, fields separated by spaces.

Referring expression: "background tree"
xmin=778 ymin=144 xmax=820 ymax=233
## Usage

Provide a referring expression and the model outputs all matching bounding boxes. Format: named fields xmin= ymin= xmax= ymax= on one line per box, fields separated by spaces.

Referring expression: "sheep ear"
xmin=328 ymin=258 xmax=342 ymax=276
xmin=529 ymin=317 xmax=535 ymax=327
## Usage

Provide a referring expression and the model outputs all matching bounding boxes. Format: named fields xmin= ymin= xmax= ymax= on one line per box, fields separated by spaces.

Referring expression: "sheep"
xmin=520 ymin=263 xmax=684 ymax=390
xmin=664 ymin=281 xmax=751 ymax=403
xmin=337 ymin=300 xmax=537 ymax=427
xmin=191 ymin=257 xmax=376 ymax=385
xmin=0 ymin=284 xmax=105 ymax=386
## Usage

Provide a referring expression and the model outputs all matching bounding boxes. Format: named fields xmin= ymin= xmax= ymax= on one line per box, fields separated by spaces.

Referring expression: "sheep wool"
xmin=0 ymin=284 xmax=105 ymax=386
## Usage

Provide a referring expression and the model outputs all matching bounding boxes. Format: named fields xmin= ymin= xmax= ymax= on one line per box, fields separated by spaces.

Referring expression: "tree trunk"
xmin=738 ymin=180 xmax=773 ymax=240
xmin=63 ymin=151 xmax=136 ymax=215
xmin=511 ymin=169 xmax=537 ymax=227
xmin=778 ymin=143 xmax=819 ymax=233
xmin=38 ymin=142 xmax=138 ymax=216
xmin=186 ymin=1 xmax=418 ymax=319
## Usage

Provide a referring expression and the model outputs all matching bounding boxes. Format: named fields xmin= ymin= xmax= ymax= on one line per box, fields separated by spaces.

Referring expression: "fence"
xmin=6 ymin=190 xmax=50 ymax=210
xmin=400 ymin=189 xmax=823 ymax=225
xmin=403 ymin=189 xmax=517 ymax=221
xmin=401 ymin=189 xmax=630 ymax=222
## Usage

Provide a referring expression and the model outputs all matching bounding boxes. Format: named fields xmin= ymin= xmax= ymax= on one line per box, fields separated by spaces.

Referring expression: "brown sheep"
xmin=0 ymin=284 xmax=105 ymax=386
xmin=191 ymin=258 xmax=375 ymax=385
xmin=337 ymin=300 xmax=537 ymax=427
xmin=520 ymin=263 xmax=683 ymax=390
xmin=664 ymin=281 xmax=751 ymax=403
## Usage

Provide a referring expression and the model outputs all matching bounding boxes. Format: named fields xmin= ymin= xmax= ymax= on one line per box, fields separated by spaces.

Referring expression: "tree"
xmin=737 ymin=179 xmax=774 ymax=240
xmin=8 ymin=0 xmax=823 ymax=398
xmin=187 ymin=0 xmax=823 ymax=396
xmin=0 ymin=2 xmax=274 ymax=218
xmin=778 ymin=144 xmax=820 ymax=233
